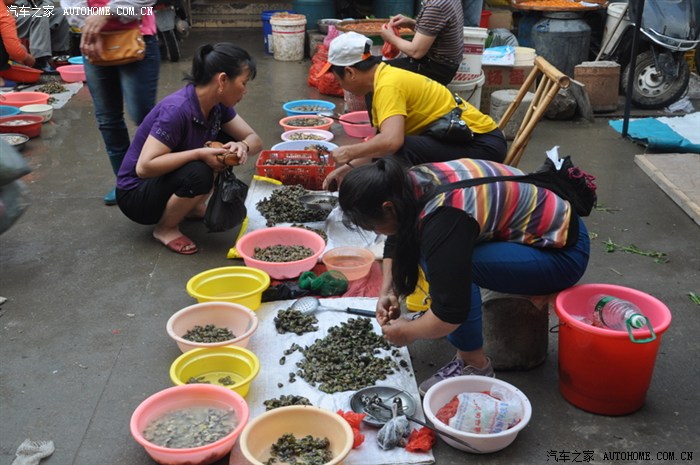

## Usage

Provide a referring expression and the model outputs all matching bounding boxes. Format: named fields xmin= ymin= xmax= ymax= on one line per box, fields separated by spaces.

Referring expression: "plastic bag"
xmin=203 ymin=167 xmax=248 ymax=233
xmin=317 ymin=71 xmax=344 ymax=97
xmin=0 ymin=179 xmax=30 ymax=235
xmin=323 ymin=26 xmax=340 ymax=47
xmin=0 ymin=140 xmax=31 ymax=186
xmin=482 ymin=45 xmax=515 ymax=66
xmin=381 ymin=24 xmax=401 ymax=59
xmin=439 ymin=386 xmax=524 ymax=434
xmin=298 ymin=270 xmax=348 ymax=296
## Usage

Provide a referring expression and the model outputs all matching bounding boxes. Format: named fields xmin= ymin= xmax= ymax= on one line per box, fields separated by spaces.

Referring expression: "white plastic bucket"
xmin=514 ymin=47 xmax=536 ymax=66
xmin=458 ymin=27 xmax=488 ymax=76
xmin=447 ymin=70 xmax=485 ymax=111
xmin=270 ymin=13 xmax=307 ymax=61
xmin=601 ymin=3 xmax=631 ymax=56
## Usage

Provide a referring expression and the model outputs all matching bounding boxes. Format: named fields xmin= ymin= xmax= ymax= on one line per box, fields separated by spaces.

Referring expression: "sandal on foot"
xmin=160 ymin=235 xmax=198 ymax=255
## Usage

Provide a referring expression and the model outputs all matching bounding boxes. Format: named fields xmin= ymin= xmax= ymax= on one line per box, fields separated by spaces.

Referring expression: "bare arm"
xmin=219 ymin=114 xmax=264 ymax=165
xmin=135 ymin=136 xmax=228 ymax=178
xmin=381 ymin=27 xmax=436 ymax=60
xmin=331 ymin=114 xmax=405 ymax=165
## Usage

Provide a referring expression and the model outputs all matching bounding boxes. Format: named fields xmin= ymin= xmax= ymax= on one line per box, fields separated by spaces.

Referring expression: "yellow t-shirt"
xmin=372 ymin=62 xmax=497 ymax=135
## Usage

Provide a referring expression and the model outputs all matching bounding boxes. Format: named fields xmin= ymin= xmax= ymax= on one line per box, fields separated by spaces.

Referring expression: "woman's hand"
xmin=380 ymin=23 xmax=398 ymax=41
xmin=388 ymin=14 xmax=414 ymax=29
xmin=201 ymin=146 xmax=231 ymax=171
xmin=376 ymin=292 xmax=400 ymax=327
xmin=221 ymin=141 xmax=249 ymax=165
xmin=80 ymin=15 xmax=110 ymax=60
xmin=380 ymin=317 xmax=415 ymax=347
xmin=322 ymin=164 xmax=352 ymax=191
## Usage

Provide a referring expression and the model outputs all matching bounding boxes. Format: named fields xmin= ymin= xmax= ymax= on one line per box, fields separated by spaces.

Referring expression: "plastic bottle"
xmin=588 ymin=295 xmax=647 ymax=331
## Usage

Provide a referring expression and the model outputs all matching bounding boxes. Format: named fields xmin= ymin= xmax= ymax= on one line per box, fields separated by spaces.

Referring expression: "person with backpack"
xmin=337 ymin=157 xmax=590 ymax=395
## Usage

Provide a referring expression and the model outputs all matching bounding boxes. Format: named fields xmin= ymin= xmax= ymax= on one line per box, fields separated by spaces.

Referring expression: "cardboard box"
xmin=486 ymin=8 xmax=513 ymax=30
xmin=481 ymin=65 xmax=534 ymax=116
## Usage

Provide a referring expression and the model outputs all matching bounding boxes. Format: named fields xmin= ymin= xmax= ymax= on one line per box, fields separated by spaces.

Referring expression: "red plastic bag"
xmin=317 ymin=71 xmax=343 ymax=97
xmin=337 ymin=410 xmax=366 ymax=448
xmin=337 ymin=410 xmax=366 ymax=429
xmin=308 ymin=45 xmax=329 ymax=88
xmin=381 ymin=24 xmax=401 ymax=59
xmin=405 ymin=427 xmax=436 ymax=452
xmin=308 ymin=61 xmax=323 ymax=88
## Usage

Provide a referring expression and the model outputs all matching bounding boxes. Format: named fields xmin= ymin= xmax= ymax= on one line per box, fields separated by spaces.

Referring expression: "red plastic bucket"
xmin=555 ymin=284 xmax=672 ymax=415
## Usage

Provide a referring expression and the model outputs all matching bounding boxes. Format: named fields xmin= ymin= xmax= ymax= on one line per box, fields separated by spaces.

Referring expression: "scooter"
xmin=154 ymin=0 xmax=190 ymax=62
xmin=597 ymin=0 xmax=700 ymax=109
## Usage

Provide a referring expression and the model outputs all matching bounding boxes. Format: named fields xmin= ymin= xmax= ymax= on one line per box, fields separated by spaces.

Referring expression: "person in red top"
xmin=0 ymin=0 xmax=36 ymax=87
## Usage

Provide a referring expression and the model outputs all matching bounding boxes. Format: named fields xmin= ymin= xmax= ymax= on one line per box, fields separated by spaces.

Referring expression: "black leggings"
xmin=116 ymin=161 xmax=214 ymax=225
xmin=396 ymin=128 xmax=508 ymax=166
xmin=385 ymin=56 xmax=459 ymax=86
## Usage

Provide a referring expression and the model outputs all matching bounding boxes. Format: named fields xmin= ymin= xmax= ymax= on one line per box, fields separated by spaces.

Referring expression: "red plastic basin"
xmin=0 ymin=115 xmax=44 ymax=138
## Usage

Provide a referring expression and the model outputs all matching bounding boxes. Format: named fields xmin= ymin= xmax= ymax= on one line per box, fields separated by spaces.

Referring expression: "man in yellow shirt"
xmin=319 ymin=32 xmax=506 ymax=190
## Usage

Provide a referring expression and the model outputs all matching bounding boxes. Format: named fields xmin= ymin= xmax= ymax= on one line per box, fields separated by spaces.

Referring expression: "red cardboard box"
xmin=481 ymin=65 xmax=534 ymax=115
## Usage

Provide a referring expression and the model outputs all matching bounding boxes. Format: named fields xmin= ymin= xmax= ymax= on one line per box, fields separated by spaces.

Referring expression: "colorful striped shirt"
xmin=409 ymin=159 xmax=573 ymax=248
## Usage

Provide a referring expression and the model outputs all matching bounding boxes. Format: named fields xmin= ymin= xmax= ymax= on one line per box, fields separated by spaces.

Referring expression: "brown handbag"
xmin=88 ymin=28 xmax=146 ymax=66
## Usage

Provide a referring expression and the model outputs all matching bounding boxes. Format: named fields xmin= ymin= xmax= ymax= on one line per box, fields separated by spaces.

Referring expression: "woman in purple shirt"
xmin=116 ymin=43 xmax=263 ymax=255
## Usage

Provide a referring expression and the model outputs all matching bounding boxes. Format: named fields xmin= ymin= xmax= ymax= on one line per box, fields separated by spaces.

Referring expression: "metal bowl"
xmin=0 ymin=133 xmax=29 ymax=151
xmin=299 ymin=193 xmax=338 ymax=211
xmin=317 ymin=18 xmax=341 ymax=34
xmin=350 ymin=386 xmax=418 ymax=427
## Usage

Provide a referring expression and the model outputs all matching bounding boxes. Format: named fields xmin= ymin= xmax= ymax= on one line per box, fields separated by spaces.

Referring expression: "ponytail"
xmin=185 ymin=43 xmax=257 ymax=86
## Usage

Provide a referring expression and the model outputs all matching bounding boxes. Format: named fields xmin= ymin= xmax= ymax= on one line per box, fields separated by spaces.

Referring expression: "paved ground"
xmin=1 ymin=29 xmax=699 ymax=465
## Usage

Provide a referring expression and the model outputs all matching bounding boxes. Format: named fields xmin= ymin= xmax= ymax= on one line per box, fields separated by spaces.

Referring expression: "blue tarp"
xmin=609 ymin=115 xmax=700 ymax=154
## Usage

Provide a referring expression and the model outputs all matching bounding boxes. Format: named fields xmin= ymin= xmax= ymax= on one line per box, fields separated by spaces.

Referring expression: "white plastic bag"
xmin=448 ymin=386 xmax=523 ymax=434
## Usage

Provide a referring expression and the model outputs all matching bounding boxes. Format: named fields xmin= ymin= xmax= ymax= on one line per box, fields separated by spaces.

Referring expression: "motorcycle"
xmin=154 ymin=0 xmax=190 ymax=62
xmin=597 ymin=0 xmax=700 ymax=109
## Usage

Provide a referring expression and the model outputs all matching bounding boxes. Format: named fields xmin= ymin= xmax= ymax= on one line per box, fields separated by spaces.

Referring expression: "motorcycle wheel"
xmin=160 ymin=29 xmax=180 ymax=62
xmin=621 ymin=51 xmax=690 ymax=109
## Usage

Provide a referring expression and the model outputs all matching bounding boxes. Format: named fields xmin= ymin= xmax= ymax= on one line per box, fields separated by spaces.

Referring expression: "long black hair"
xmin=338 ymin=158 xmax=421 ymax=296
xmin=185 ymin=43 xmax=257 ymax=85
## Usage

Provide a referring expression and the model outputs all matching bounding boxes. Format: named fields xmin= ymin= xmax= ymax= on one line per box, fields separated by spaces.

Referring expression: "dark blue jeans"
xmin=84 ymin=35 xmax=160 ymax=176
xmin=447 ymin=217 xmax=591 ymax=351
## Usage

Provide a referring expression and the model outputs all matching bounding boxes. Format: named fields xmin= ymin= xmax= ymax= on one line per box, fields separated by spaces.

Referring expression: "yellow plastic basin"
xmin=170 ymin=346 xmax=260 ymax=398
xmin=186 ymin=266 xmax=270 ymax=311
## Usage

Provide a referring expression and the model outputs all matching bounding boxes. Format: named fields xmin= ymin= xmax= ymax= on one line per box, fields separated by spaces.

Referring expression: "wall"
xmin=191 ymin=1 xmax=292 ymax=28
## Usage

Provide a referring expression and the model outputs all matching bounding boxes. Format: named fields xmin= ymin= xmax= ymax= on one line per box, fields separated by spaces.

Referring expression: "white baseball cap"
xmin=317 ymin=31 xmax=373 ymax=77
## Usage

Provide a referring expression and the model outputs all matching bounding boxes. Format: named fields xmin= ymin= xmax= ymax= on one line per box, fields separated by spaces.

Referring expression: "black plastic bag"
xmin=203 ymin=167 xmax=248 ymax=233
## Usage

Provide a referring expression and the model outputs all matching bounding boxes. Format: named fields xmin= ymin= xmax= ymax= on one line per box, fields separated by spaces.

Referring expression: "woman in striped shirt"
xmin=380 ymin=0 xmax=464 ymax=85
xmin=338 ymin=157 xmax=590 ymax=395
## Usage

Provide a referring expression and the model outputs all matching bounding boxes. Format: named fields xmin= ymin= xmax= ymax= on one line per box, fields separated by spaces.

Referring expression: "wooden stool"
xmin=481 ymin=290 xmax=553 ymax=370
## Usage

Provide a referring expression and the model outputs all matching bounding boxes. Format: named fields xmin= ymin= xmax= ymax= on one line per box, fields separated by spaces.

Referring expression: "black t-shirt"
xmin=385 ymin=206 xmax=480 ymax=324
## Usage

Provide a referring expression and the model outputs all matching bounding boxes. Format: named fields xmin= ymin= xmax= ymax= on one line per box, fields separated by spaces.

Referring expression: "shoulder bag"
xmin=88 ymin=27 xmax=146 ymax=66
xmin=421 ymin=93 xmax=474 ymax=144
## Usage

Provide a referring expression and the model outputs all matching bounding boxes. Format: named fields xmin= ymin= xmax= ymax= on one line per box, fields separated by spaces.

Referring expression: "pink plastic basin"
xmin=0 ymin=92 xmax=50 ymax=108
xmin=339 ymin=111 xmax=376 ymax=138
xmin=58 ymin=64 xmax=86 ymax=82
xmin=130 ymin=384 xmax=249 ymax=465
xmin=235 ymin=226 xmax=326 ymax=280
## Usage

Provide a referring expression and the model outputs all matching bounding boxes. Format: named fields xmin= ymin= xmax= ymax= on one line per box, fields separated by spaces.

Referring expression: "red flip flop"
xmin=161 ymin=235 xmax=198 ymax=255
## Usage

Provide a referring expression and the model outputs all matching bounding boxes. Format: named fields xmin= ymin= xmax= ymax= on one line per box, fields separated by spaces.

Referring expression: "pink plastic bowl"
xmin=0 ymin=92 xmax=50 ymax=108
xmin=322 ymin=246 xmax=375 ymax=281
xmin=166 ymin=301 xmax=259 ymax=353
xmin=130 ymin=384 xmax=249 ymax=465
xmin=339 ymin=111 xmax=376 ymax=138
xmin=58 ymin=64 xmax=86 ymax=82
xmin=235 ymin=226 xmax=326 ymax=280
xmin=279 ymin=115 xmax=333 ymax=132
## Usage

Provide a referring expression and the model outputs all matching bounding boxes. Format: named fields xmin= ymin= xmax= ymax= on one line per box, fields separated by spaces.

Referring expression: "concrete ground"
xmin=1 ymin=29 xmax=699 ymax=465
